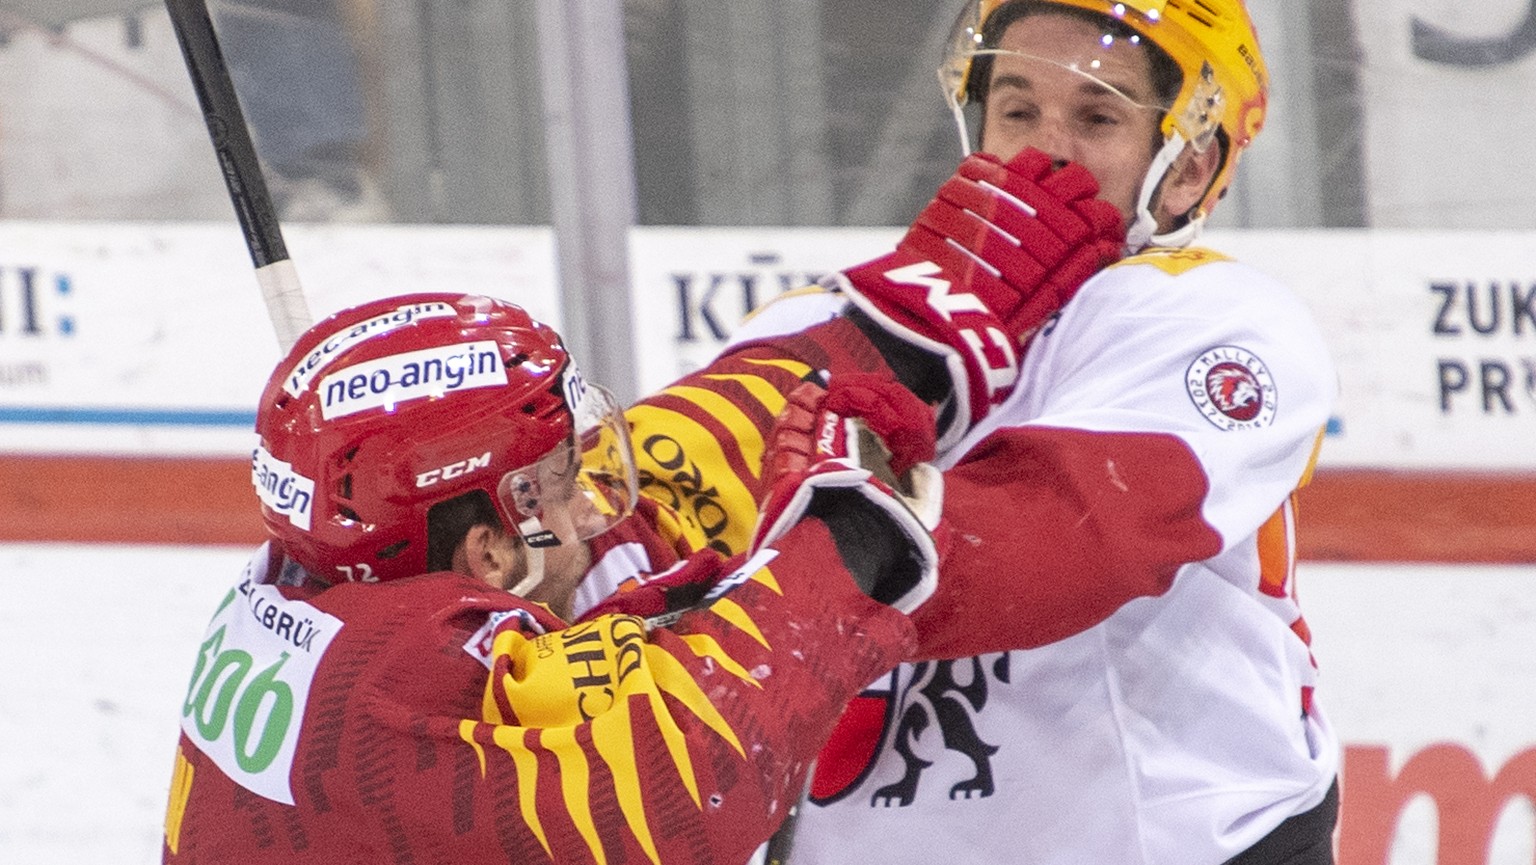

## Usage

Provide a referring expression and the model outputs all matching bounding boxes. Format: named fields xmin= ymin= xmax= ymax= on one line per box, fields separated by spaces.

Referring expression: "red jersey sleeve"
xmin=909 ymin=426 xmax=1224 ymax=658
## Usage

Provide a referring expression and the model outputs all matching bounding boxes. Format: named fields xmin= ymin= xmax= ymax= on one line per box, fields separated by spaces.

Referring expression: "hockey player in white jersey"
xmin=732 ymin=1 xmax=1341 ymax=862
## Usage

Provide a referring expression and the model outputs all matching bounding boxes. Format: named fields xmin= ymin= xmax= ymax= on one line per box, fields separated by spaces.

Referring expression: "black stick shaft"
xmin=165 ymin=0 xmax=310 ymax=352
xmin=165 ymin=0 xmax=287 ymax=268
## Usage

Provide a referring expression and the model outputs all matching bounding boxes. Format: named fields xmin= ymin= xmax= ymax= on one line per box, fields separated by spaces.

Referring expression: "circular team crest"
xmin=1186 ymin=346 xmax=1277 ymax=430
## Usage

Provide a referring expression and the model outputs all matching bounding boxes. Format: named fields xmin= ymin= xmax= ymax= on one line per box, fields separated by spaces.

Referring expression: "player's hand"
xmin=752 ymin=456 xmax=941 ymax=616
xmin=836 ymin=148 xmax=1124 ymax=447
xmin=764 ymin=375 xmax=936 ymax=495
xmin=576 ymin=554 xmax=728 ymax=627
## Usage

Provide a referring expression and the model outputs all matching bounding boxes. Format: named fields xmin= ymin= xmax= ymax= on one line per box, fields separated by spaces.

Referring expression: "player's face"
xmin=515 ymin=501 xmax=591 ymax=616
xmin=978 ymin=13 xmax=1165 ymax=225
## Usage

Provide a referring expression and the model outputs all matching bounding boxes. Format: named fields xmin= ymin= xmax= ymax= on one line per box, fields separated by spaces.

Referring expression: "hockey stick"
xmin=761 ymin=763 xmax=814 ymax=865
xmin=165 ymin=0 xmax=312 ymax=353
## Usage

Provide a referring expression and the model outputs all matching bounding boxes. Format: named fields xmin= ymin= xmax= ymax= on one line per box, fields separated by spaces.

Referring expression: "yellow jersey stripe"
xmin=644 ymin=685 xmax=702 ymax=809
xmin=709 ymin=597 xmax=770 ymax=648
xmin=544 ymin=727 xmax=605 ymax=865
xmin=493 ymin=725 xmax=552 ymax=857
xmin=590 ymin=699 xmax=662 ymax=865
xmin=679 ymin=633 xmax=760 ymax=688
xmin=646 ymin=646 xmax=746 ymax=759
xmin=458 ymin=720 xmax=488 ymax=777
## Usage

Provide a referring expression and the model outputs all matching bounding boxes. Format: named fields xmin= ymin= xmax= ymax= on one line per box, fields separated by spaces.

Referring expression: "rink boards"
xmin=0 ymin=224 xmax=1532 ymax=473
xmin=1 ymin=222 xmax=1531 ymax=559
xmin=1 ymin=223 xmax=1534 ymax=863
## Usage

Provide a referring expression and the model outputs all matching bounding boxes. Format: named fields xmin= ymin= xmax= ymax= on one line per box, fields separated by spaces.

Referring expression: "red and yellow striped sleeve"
xmin=460 ymin=520 xmax=915 ymax=865
xmin=626 ymin=316 xmax=896 ymax=558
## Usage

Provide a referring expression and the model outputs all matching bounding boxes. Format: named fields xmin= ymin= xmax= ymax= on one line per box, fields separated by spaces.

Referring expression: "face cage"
xmin=495 ymin=382 xmax=637 ymax=550
xmin=938 ymin=0 xmax=1225 ymax=249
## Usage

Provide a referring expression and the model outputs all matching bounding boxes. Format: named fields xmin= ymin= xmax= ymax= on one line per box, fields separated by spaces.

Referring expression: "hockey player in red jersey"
xmin=164 ymin=294 xmax=948 ymax=864
xmin=166 ymin=96 xmax=1132 ymax=859
xmin=725 ymin=1 xmax=1344 ymax=862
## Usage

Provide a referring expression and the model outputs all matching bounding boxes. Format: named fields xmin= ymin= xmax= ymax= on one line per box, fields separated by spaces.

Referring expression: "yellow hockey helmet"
xmin=941 ymin=0 xmax=1269 ymax=226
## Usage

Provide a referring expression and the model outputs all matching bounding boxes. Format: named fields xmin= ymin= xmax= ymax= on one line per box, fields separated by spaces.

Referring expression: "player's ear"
xmin=460 ymin=524 xmax=520 ymax=587
xmin=1156 ymin=143 xmax=1221 ymax=225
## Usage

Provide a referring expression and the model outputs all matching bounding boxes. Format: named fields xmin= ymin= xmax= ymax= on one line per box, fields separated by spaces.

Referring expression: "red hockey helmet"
xmin=252 ymin=293 xmax=637 ymax=585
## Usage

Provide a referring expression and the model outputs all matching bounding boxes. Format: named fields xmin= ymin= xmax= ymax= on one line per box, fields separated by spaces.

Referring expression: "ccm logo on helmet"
xmin=252 ymin=445 xmax=316 ymax=531
xmin=319 ymin=341 xmax=508 ymax=420
xmin=416 ymin=452 xmax=493 ymax=488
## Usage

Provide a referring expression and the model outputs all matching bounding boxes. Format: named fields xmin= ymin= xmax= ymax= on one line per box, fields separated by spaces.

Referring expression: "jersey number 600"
xmin=182 ymin=625 xmax=296 ymax=774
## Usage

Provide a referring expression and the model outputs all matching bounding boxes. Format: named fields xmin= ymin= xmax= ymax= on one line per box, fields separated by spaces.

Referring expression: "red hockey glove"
xmin=765 ymin=375 xmax=937 ymax=493
xmin=752 ymin=458 xmax=940 ymax=615
xmin=577 ymin=553 xmax=727 ymax=626
xmin=836 ymin=148 xmax=1124 ymax=450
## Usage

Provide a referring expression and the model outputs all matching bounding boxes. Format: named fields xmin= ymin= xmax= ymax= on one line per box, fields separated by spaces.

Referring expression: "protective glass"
xmin=938 ymin=0 xmax=1216 ymax=152
xmin=496 ymin=382 xmax=637 ymax=548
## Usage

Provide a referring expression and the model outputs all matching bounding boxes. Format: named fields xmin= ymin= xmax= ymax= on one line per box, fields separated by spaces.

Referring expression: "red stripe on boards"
xmin=1 ymin=456 xmax=1532 ymax=562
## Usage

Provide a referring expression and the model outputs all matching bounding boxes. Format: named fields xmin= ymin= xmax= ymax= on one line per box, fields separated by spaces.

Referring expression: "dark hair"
xmin=425 ymin=489 xmax=505 ymax=573
xmin=965 ymin=1 xmax=1184 ymax=112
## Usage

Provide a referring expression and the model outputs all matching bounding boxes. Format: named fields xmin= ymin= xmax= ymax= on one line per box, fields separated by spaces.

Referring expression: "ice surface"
xmin=2 ymin=545 xmax=1533 ymax=864
xmin=0 ymin=544 xmax=249 ymax=865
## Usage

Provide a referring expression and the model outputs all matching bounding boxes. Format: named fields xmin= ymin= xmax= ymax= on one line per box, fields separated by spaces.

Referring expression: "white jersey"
xmin=731 ymin=247 xmax=1340 ymax=865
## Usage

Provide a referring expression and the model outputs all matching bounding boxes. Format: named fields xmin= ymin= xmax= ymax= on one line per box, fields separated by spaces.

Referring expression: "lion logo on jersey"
xmin=1207 ymin=363 xmax=1263 ymax=421
xmin=1186 ymin=346 xmax=1278 ymax=430
xmin=808 ymin=655 xmax=1012 ymax=808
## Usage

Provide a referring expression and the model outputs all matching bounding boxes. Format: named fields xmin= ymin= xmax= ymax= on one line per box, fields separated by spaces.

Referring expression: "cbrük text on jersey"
xmin=237 ymin=577 xmax=325 ymax=653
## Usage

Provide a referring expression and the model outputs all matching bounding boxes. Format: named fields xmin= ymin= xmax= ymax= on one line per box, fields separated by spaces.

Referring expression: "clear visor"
xmin=938 ymin=1 xmax=1218 ymax=152
xmin=495 ymin=383 xmax=637 ymax=549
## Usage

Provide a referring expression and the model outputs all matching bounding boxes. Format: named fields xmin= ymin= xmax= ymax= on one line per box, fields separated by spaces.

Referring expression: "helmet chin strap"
xmin=949 ymin=94 xmax=976 ymax=156
xmin=505 ymin=513 xmax=558 ymax=597
xmin=506 ymin=544 xmax=546 ymax=597
xmin=1126 ymin=133 xmax=1207 ymax=252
